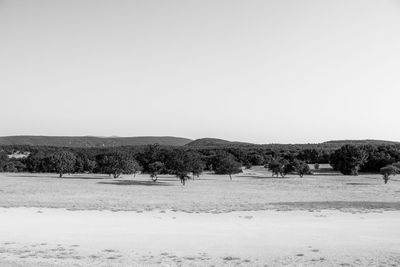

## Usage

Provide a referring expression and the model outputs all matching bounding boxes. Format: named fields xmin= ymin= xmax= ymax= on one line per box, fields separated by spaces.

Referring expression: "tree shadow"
xmin=7 ymin=173 xmax=111 ymax=180
xmin=97 ymin=180 xmax=173 ymax=186
xmin=311 ymin=173 xmax=343 ymax=176
xmin=60 ymin=175 xmax=112 ymax=180
xmin=236 ymin=175 xmax=288 ymax=179
xmin=346 ymin=182 xmax=374 ymax=186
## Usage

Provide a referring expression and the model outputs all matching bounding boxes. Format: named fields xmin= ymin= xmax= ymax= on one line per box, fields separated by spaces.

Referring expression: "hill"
xmin=0 ymin=136 xmax=398 ymax=149
xmin=186 ymin=138 xmax=400 ymax=149
xmin=185 ymin=138 xmax=251 ymax=147
xmin=322 ymin=139 xmax=400 ymax=146
xmin=0 ymin=136 xmax=192 ymax=148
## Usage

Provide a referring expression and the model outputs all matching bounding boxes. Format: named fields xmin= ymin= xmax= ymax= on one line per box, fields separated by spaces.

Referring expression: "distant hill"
xmin=185 ymin=138 xmax=251 ymax=147
xmin=0 ymin=136 xmax=192 ymax=147
xmin=322 ymin=139 xmax=400 ymax=146
xmin=0 ymin=136 xmax=398 ymax=149
xmin=186 ymin=138 xmax=400 ymax=149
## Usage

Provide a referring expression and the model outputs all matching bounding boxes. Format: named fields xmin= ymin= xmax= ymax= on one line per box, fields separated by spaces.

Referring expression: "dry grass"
xmin=0 ymin=165 xmax=399 ymax=212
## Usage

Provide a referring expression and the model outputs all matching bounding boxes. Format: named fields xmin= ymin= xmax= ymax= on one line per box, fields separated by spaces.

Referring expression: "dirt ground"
xmin=0 ymin=208 xmax=399 ymax=266
xmin=0 ymin=166 xmax=399 ymax=266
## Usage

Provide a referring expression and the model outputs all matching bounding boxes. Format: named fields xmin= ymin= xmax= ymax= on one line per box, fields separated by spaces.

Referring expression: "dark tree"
xmin=267 ymin=160 xmax=282 ymax=177
xmin=213 ymin=152 xmax=242 ymax=180
xmin=148 ymin=161 xmax=165 ymax=182
xmin=246 ymin=153 xmax=264 ymax=166
xmin=0 ymin=152 xmax=8 ymax=171
xmin=96 ymin=152 xmax=136 ymax=178
xmin=380 ymin=165 xmax=399 ymax=184
xmin=266 ymin=158 xmax=294 ymax=178
xmin=393 ymin=162 xmax=400 ymax=170
xmin=330 ymin=145 xmax=368 ymax=175
xmin=187 ymin=152 xmax=205 ymax=179
xmin=25 ymin=151 xmax=52 ymax=173
xmin=75 ymin=153 xmax=96 ymax=174
xmin=137 ymin=144 xmax=162 ymax=173
xmin=49 ymin=151 xmax=76 ymax=177
xmin=4 ymin=162 xmax=17 ymax=172
xmin=170 ymin=150 xmax=205 ymax=185
xmin=279 ymin=159 xmax=294 ymax=177
xmin=123 ymin=158 xmax=142 ymax=177
xmin=293 ymin=160 xmax=311 ymax=177
xmin=9 ymin=159 xmax=26 ymax=172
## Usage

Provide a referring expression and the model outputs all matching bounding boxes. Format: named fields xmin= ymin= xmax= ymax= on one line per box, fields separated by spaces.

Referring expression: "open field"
xmin=1 ymin=166 xmax=400 ymax=266
xmin=0 ymin=166 xmax=400 ymax=212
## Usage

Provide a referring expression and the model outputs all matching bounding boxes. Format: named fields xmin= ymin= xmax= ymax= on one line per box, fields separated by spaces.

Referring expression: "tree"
xmin=266 ymin=158 xmax=295 ymax=178
xmin=213 ymin=152 xmax=242 ymax=180
xmin=392 ymin=162 xmax=400 ymax=170
xmin=95 ymin=152 xmax=136 ymax=178
xmin=380 ymin=165 xmax=399 ymax=184
xmin=148 ymin=161 xmax=165 ymax=182
xmin=330 ymin=145 xmax=368 ymax=175
xmin=267 ymin=160 xmax=282 ymax=177
xmin=279 ymin=159 xmax=294 ymax=177
xmin=75 ymin=153 xmax=96 ymax=174
xmin=293 ymin=160 xmax=311 ymax=177
xmin=10 ymin=160 xmax=26 ymax=172
xmin=314 ymin=163 xmax=320 ymax=170
xmin=168 ymin=150 xmax=203 ymax=185
xmin=246 ymin=153 xmax=264 ymax=166
xmin=0 ymin=152 xmax=9 ymax=172
xmin=25 ymin=151 xmax=50 ymax=173
xmin=187 ymin=152 xmax=205 ymax=179
xmin=4 ymin=162 xmax=17 ymax=172
xmin=136 ymin=144 xmax=162 ymax=173
xmin=49 ymin=151 xmax=76 ymax=177
xmin=123 ymin=158 xmax=142 ymax=177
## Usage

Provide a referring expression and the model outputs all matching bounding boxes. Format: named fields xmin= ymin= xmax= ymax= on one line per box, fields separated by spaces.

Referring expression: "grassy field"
xmin=1 ymin=165 xmax=399 ymax=212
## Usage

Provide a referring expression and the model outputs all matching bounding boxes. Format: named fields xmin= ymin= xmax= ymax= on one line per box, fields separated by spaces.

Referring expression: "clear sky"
xmin=1 ymin=0 xmax=400 ymax=144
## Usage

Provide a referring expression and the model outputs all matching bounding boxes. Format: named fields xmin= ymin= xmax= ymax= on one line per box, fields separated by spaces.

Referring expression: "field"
xmin=0 ymin=165 xmax=399 ymax=212
xmin=0 ymin=165 xmax=400 ymax=266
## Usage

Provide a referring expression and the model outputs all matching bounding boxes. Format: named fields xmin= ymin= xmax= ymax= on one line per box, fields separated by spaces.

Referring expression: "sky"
xmin=1 ymin=0 xmax=400 ymax=144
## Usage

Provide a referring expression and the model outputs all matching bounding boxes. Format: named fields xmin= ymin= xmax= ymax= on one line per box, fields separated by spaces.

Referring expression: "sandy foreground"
xmin=0 ymin=208 xmax=399 ymax=266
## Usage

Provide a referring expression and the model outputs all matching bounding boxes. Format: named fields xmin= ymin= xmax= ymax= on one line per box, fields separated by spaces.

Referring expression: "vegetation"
xmin=380 ymin=165 xmax=400 ymax=184
xmin=266 ymin=158 xmax=309 ymax=178
xmin=293 ymin=160 xmax=311 ymax=177
xmin=148 ymin=161 xmax=165 ymax=182
xmin=212 ymin=152 xmax=242 ymax=180
xmin=1 ymin=141 xmax=400 ymax=185
xmin=49 ymin=151 xmax=76 ymax=177
xmin=330 ymin=145 xmax=368 ymax=175
xmin=95 ymin=152 xmax=138 ymax=178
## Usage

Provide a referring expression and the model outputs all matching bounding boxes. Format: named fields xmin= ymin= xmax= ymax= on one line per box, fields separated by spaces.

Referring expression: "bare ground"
xmin=0 ymin=208 xmax=399 ymax=266
xmin=0 ymin=166 xmax=399 ymax=266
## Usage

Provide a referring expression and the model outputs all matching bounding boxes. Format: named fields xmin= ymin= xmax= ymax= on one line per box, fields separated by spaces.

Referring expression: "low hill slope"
xmin=185 ymin=138 xmax=251 ymax=147
xmin=323 ymin=139 xmax=400 ymax=146
xmin=0 ymin=136 xmax=192 ymax=147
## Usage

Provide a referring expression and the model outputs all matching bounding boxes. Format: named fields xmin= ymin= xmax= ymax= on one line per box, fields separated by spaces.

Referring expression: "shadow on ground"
xmin=97 ymin=180 xmax=173 ymax=186
xmin=7 ymin=174 xmax=111 ymax=180
xmin=346 ymin=183 xmax=374 ymax=186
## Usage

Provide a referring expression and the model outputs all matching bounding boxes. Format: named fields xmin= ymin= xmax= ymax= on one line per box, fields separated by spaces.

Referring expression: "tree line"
xmin=1 ymin=143 xmax=400 ymax=184
xmin=329 ymin=144 xmax=400 ymax=183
